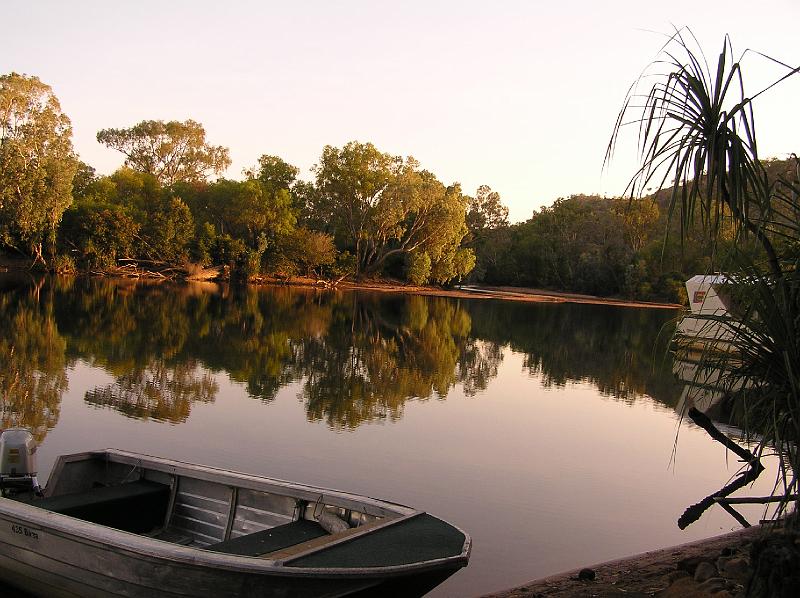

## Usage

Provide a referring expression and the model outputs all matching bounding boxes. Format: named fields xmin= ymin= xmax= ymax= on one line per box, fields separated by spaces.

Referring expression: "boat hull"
xmin=0 ymin=510 xmax=462 ymax=597
xmin=0 ymin=450 xmax=469 ymax=597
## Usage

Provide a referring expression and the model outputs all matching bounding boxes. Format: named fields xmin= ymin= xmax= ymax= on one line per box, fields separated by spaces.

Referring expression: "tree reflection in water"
xmin=54 ymin=280 xmax=505 ymax=427
xmin=296 ymin=295 xmax=502 ymax=429
xmin=466 ymin=300 xmax=684 ymax=407
xmin=84 ymin=360 xmax=217 ymax=423
xmin=0 ymin=274 xmax=686 ymax=431
xmin=0 ymin=276 xmax=67 ymax=441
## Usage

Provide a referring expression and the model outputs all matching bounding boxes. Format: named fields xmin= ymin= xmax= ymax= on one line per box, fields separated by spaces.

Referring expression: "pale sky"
xmin=3 ymin=1 xmax=798 ymax=223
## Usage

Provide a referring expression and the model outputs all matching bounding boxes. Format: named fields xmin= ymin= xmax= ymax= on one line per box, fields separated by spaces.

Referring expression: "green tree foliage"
xmin=201 ymin=178 xmax=296 ymax=249
xmin=103 ymin=167 xmax=163 ymax=212
xmin=60 ymin=202 xmax=139 ymax=269
xmin=292 ymin=179 xmax=323 ymax=228
xmin=431 ymin=247 xmax=476 ymax=285
xmin=246 ymin=154 xmax=299 ymax=193
xmin=97 ymin=119 xmax=231 ymax=186
xmin=378 ymin=173 xmax=472 ymax=279
xmin=280 ymin=227 xmax=336 ymax=278
xmin=0 ymin=73 xmax=77 ymax=263
xmin=186 ymin=176 xmax=297 ymax=276
xmin=615 ymin=197 xmax=659 ymax=253
xmin=466 ymin=185 xmax=509 ymax=232
xmin=4 ymin=91 xmax=484 ymax=285
xmin=197 ymin=227 xmax=248 ymax=269
xmin=9 ymin=71 xmax=780 ymax=297
xmin=312 ymin=141 xmax=398 ymax=272
xmin=140 ymin=196 xmax=194 ymax=263
xmin=463 ymin=174 xmax=791 ymax=303
xmin=509 ymin=195 xmax=629 ymax=295
xmin=62 ymin=162 xmax=304 ymax=277
xmin=406 ymin=251 xmax=432 ymax=285
xmin=62 ymin=167 xmax=195 ymax=266
xmin=465 ymin=185 xmax=511 ymax=283
xmin=71 ymin=160 xmax=97 ymax=198
xmin=312 ymin=142 xmax=473 ymax=282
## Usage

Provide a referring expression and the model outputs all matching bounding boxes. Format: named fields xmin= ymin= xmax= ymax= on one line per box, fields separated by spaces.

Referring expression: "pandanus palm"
xmin=607 ymin=29 xmax=800 ymax=522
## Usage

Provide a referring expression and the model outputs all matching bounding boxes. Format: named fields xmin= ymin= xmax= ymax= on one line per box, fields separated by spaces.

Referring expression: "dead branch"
xmin=717 ymin=495 xmax=800 ymax=505
xmin=678 ymin=407 xmax=765 ymax=529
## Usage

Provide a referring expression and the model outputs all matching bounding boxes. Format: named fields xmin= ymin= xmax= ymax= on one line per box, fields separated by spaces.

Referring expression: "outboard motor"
xmin=0 ymin=428 xmax=41 ymax=496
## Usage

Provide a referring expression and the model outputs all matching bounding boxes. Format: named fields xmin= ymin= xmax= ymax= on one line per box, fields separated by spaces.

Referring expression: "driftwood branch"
xmin=716 ymin=495 xmax=800 ymax=505
xmin=313 ymin=274 xmax=348 ymax=289
xmin=677 ymin=407 xmax=765 ymax=529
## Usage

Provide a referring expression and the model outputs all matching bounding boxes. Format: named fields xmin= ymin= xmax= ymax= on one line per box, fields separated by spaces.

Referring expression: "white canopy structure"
xmin=677 ymin=274 xmax=739 ymax=351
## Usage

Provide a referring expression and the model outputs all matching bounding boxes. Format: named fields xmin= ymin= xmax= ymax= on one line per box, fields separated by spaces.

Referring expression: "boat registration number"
xmin=10 ymin=524 xmax=40 ymax=540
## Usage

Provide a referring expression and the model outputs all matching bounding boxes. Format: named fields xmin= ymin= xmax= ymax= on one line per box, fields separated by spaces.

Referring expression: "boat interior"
xmin=13 ymin=451 xmax=467 ymax=569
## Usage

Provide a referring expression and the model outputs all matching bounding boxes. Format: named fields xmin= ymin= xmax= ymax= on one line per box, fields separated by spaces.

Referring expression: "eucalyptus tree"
xmin=246 ymin=154 xmax=299 ymax=194
xmin=0 ymin=73 xmax=77 ymax=263
xmin=613 ymin=196 xmax=659 ymax=254
xmin=97 ymin=119 xmax=231 ymax=186
xmin=312 ymin=141 xmax=399 ymax=274
xmin=203 ymin=178 xmax=296 ymax=250
xmin=465 ymin=185 xmax=511 ymax=283
xmin=61 ymin=166 xmax=196 ymax=267
xmin=466 ymin=185 xmax=509 ymax=232
xmin=608 ymin=31 xmax=800 ymax=523
xmin=374 ymin=166 xmax=473 ymax=280
xmin=312 ymin=141 xmax=474 ymax=281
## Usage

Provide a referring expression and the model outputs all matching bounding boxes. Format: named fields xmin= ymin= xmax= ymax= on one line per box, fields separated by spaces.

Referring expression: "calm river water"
xmin=0 ymin=274 xmax=779 ymax=597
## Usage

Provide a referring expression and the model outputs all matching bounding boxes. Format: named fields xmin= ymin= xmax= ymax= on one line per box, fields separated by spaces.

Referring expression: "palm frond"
xmin=609 ymin=28 xmax=800 ymax=523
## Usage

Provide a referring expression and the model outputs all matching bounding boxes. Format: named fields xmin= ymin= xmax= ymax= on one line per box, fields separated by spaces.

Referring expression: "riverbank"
xmin=0 ymin=254 xmax=684 ymax=310
xmin=483 ymin=526 xmax=768 ymax=597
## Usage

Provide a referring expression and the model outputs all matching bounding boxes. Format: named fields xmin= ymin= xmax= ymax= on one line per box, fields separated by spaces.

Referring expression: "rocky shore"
xmin=483 ymin=525 xmax=799 ymax=597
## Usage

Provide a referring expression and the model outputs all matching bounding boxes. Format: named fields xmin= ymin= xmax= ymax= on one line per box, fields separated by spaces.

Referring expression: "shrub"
xmin=406 ymin=252 xmax=432 ymax=285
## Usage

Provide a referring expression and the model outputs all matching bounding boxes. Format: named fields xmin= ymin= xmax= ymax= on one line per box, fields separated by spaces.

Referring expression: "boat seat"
xmin=288 ymin=513 xmax=467 ymax=568
xmin=33 ymin=480 xmax=170 ymax=534
xmin=206 ymin=520 xmax=328 ymax=557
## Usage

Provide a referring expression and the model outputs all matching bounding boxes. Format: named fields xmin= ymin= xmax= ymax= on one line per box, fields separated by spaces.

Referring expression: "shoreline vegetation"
xmin=0 ymin=254 xmax=681 ymax=310
xmin=2 ymin=72 xmax=796 ymax=308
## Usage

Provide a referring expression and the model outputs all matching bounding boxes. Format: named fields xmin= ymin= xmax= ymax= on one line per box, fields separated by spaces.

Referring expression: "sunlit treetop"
xmin=96 ymin=119 xmax=231 ymax=187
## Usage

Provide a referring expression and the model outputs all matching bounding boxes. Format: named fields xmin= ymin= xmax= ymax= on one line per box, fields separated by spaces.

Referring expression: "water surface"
xmin=0 ymin=275 xmax=779 ymax=596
